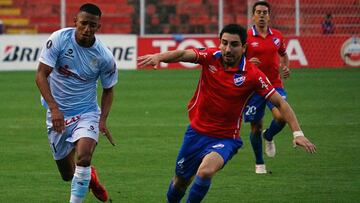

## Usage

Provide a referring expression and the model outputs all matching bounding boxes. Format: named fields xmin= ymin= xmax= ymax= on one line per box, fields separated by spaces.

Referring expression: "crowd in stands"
xmin=0 ymin=0 xmax=359 ymax=35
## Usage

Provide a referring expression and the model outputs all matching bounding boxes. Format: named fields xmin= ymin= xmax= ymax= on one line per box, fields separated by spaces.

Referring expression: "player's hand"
xmin=293 ymin=136 xmax=316 ymax=153
xmin=99 ymin=120 xmax=116 ymax=146
xmin=137 ymin=54 xmax=160 ymax=69
xmin=249 ymin=57 xmax=261 ymax=66
xmin=50 ymin=108 xmax=65 ymax=134
xmin=282 ymin=65 xmax=291 ymax=79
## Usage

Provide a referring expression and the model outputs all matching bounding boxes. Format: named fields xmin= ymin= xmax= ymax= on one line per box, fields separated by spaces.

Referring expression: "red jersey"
xmin=188 ymin=47 xmax=275 ymax=139
xmin=246 ymin=26 xmax=287 ymax=88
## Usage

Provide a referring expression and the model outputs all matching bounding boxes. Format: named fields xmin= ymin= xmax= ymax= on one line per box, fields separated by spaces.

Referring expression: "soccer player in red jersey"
xmin=138 ymin=24 xmax=316 ymax=203
xmin=244 ymin=1 xmax=291 ymax=174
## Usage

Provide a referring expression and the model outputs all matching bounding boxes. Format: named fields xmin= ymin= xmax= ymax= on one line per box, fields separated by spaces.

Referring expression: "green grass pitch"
xmin=0 ymin=68 xmax=359 ymax=202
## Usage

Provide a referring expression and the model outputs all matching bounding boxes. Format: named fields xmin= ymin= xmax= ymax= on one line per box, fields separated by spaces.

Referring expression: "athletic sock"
xmin=167 ymin=180 xmax=186 ymax=203
xmin=69 ymin=166 xmax=91 ymax=203
xmin=186 ymin=176 xmax=211 ymax=203
xmin=264 ymin=119 xmax=286 ymax=141
xmin=250 ymin=131 xmax=264 ymax=164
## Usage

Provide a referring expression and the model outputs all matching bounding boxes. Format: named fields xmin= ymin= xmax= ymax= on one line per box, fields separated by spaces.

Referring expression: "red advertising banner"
xmin=138 ymin=36 xmax=360 ymax=69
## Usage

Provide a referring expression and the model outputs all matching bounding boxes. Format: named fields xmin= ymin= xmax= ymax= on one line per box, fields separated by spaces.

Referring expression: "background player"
xmin=244 ymin=0 xmax=291 ymax=174
xmin=138 ymin=24 xmax=316 ymax=203
xmin=35 ymin=3 xmax=117 ymax=202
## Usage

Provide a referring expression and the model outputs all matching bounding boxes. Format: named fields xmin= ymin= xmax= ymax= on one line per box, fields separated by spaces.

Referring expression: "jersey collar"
xmin=251 ymin=25 xmax=273 ymax=36
xmin=214 ymin=51 xmax=246 ymax=72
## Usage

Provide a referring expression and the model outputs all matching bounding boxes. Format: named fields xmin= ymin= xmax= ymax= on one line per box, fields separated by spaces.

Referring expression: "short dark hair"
xmin=219 ymin=24 xmax=247 ymax=45
xmin=252 ymin=1 xmax=271 ymax=14
xmin=79 ymin=3 xmax=102 ymax=18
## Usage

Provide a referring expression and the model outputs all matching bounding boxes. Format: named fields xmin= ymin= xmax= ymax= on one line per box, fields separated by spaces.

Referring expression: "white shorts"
xmin=46 ymin=111 xmax=100 ymax=160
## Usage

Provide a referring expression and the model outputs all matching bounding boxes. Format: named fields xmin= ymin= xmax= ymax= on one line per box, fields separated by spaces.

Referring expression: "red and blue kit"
xmin=246 ymin=26 xmax=287 ymax=88
xmin=188 ymin=47 xmax=275 ymax=139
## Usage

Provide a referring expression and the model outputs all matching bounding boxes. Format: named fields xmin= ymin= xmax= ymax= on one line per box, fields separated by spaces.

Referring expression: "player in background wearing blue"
xmin=138 ymin=24 xmax=316 ymax=203
xmin=35 ymin=3 xmax=118 ymax=202
xmin=244 ymin=1 xmax=291 ymax=174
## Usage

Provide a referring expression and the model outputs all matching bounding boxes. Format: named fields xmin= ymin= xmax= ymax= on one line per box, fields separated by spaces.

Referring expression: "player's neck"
xmin=255 ymin=25 xmax=268 ymax=38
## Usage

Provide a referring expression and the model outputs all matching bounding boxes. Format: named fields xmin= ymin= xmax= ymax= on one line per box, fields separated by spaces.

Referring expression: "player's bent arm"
xmin=35 ymin=62 xmax=65 ymax=133
xmin=268 ymin=92 xmax=316 ymax=153
xmin=35 ymin=63 xmax=58 ymax=111
xmin=280 ymin=54 xmax=290 ymax=79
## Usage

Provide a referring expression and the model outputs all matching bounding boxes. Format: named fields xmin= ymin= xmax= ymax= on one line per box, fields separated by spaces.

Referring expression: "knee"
xmin=60 ymin=172 xmax=73 ymax=182
xmin=197 ymin=167 xmax=216 ymax=179
xmin=173 ymin=176 xmax=192 ymax=191
xmin=76 ymin=154 xmax=92 ymax=167
xmin=251 ymin=122 xmax=263 ymax=134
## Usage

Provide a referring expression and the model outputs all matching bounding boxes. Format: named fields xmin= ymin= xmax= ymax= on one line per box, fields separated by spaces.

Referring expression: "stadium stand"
xmin=0 ymin=0 xmax=358 ymax=35
xmin=270 ymin=0 xmax=360 ymax=35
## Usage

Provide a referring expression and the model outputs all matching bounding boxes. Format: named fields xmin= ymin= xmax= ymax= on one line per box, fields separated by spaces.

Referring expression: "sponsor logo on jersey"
xmin=234 ymin=74 xmax=246 ymax=86
xmin=341 ymin=37 xmax=360 ymax=67
xmin=208 ymin=65 xmax=217 ymax=73
xmin=65 ymin=48 xmax=74 ymax=58
xmin=46 ymin=40 xmax=52 ymax=49
xmin=212 ymin=143 xmax=225 ymax=149
xmin=251 ymin=42 xmax=259 ymax=47
xmin=259 ymin=77 xmax=269 ymax=90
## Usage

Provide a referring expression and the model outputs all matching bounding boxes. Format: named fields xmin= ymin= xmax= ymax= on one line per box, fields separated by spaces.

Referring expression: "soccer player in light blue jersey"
xmin=35 ymin=3 xmax=118 ymax=203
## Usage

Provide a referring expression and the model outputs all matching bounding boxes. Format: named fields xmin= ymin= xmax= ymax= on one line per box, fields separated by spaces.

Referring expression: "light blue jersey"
xmin=39 ymin=28 xmax=118 ymax=116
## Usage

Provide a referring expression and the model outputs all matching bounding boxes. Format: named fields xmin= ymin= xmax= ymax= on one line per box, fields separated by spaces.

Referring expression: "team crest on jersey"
xmin=91 ymin=58 xmax=98 ymax=67
xmin=234 ymin=74 xmax=246 ymax=86
xmin=273 ymin=38 xmax=280 ymax=46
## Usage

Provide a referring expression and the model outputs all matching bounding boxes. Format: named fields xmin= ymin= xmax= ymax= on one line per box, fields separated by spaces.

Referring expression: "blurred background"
xmin=0 ymin=0 xmax=359 ymax=70
xmin=0 ymin=0 xmax=359 ymax=36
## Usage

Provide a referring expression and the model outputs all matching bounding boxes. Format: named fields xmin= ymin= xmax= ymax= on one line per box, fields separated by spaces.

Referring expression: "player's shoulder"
xmin=51 ymin=27 xmax=74 ymax=39
xmin=194 ymin=47 xmax=221 ymax=59
xmin=94 ymin=37 xmax=114 ymax=60
xmin=270 ymin=28 xmax=284 ymax=37
xmin=245 ymin=59 xmax=263 ymax=75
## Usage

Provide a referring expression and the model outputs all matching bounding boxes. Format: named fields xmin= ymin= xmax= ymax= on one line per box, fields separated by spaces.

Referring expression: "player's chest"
xmin=248 ymin=37 xmax=280 ymax=54
xmin=203 ymin=68 xmax=254 ymax=98
xmin=57 ymin=46 xmax=101 ymax=79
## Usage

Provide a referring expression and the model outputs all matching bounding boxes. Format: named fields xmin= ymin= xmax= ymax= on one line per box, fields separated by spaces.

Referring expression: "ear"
xmin=97 ymin=23 xmax=101 ymax=31
xmin=242 ymin=44 xmax=247 ymax=54
xmin=73 ymin=17 xmax=77 ymax=26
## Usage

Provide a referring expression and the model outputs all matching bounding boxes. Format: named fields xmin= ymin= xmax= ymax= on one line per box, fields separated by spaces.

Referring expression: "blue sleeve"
xmin=100 ymin=58 xmax=118 ymax=89
xmin=39 ymin=31 xmax=61 ymax=68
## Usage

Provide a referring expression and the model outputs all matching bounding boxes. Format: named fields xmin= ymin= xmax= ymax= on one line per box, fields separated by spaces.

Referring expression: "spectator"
xmin=322 ymin=13 xmax=334 ymax=34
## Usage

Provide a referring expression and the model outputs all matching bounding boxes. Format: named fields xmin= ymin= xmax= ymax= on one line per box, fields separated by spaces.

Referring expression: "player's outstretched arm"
xmin=137 ymin=49 xmax=196 ymax=69
xmin=269 ymin=92 xmax=316 ymax=153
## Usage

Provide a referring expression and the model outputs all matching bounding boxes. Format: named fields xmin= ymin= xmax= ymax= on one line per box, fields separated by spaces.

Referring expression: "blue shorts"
xmin=174 ymin=125 xmax=243 ymax=180
xmin=243 ymin=88 xmax=287 ymax=122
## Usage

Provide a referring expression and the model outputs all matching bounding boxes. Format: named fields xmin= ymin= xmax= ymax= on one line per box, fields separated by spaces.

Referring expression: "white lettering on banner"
xmin=153 ymin=39 xmax=217 ymax=68
xmin=287 ymin=39 xmax=308 ymax=66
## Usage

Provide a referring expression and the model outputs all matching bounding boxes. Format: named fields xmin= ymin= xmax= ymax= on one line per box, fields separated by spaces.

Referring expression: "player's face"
xmin=253 ymin=5 xmax=270 ymax=28
xmin=74 ymin=11 xmax=101 ymax=47
xmin=219 ymin=33 xmax=245 ymax=67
